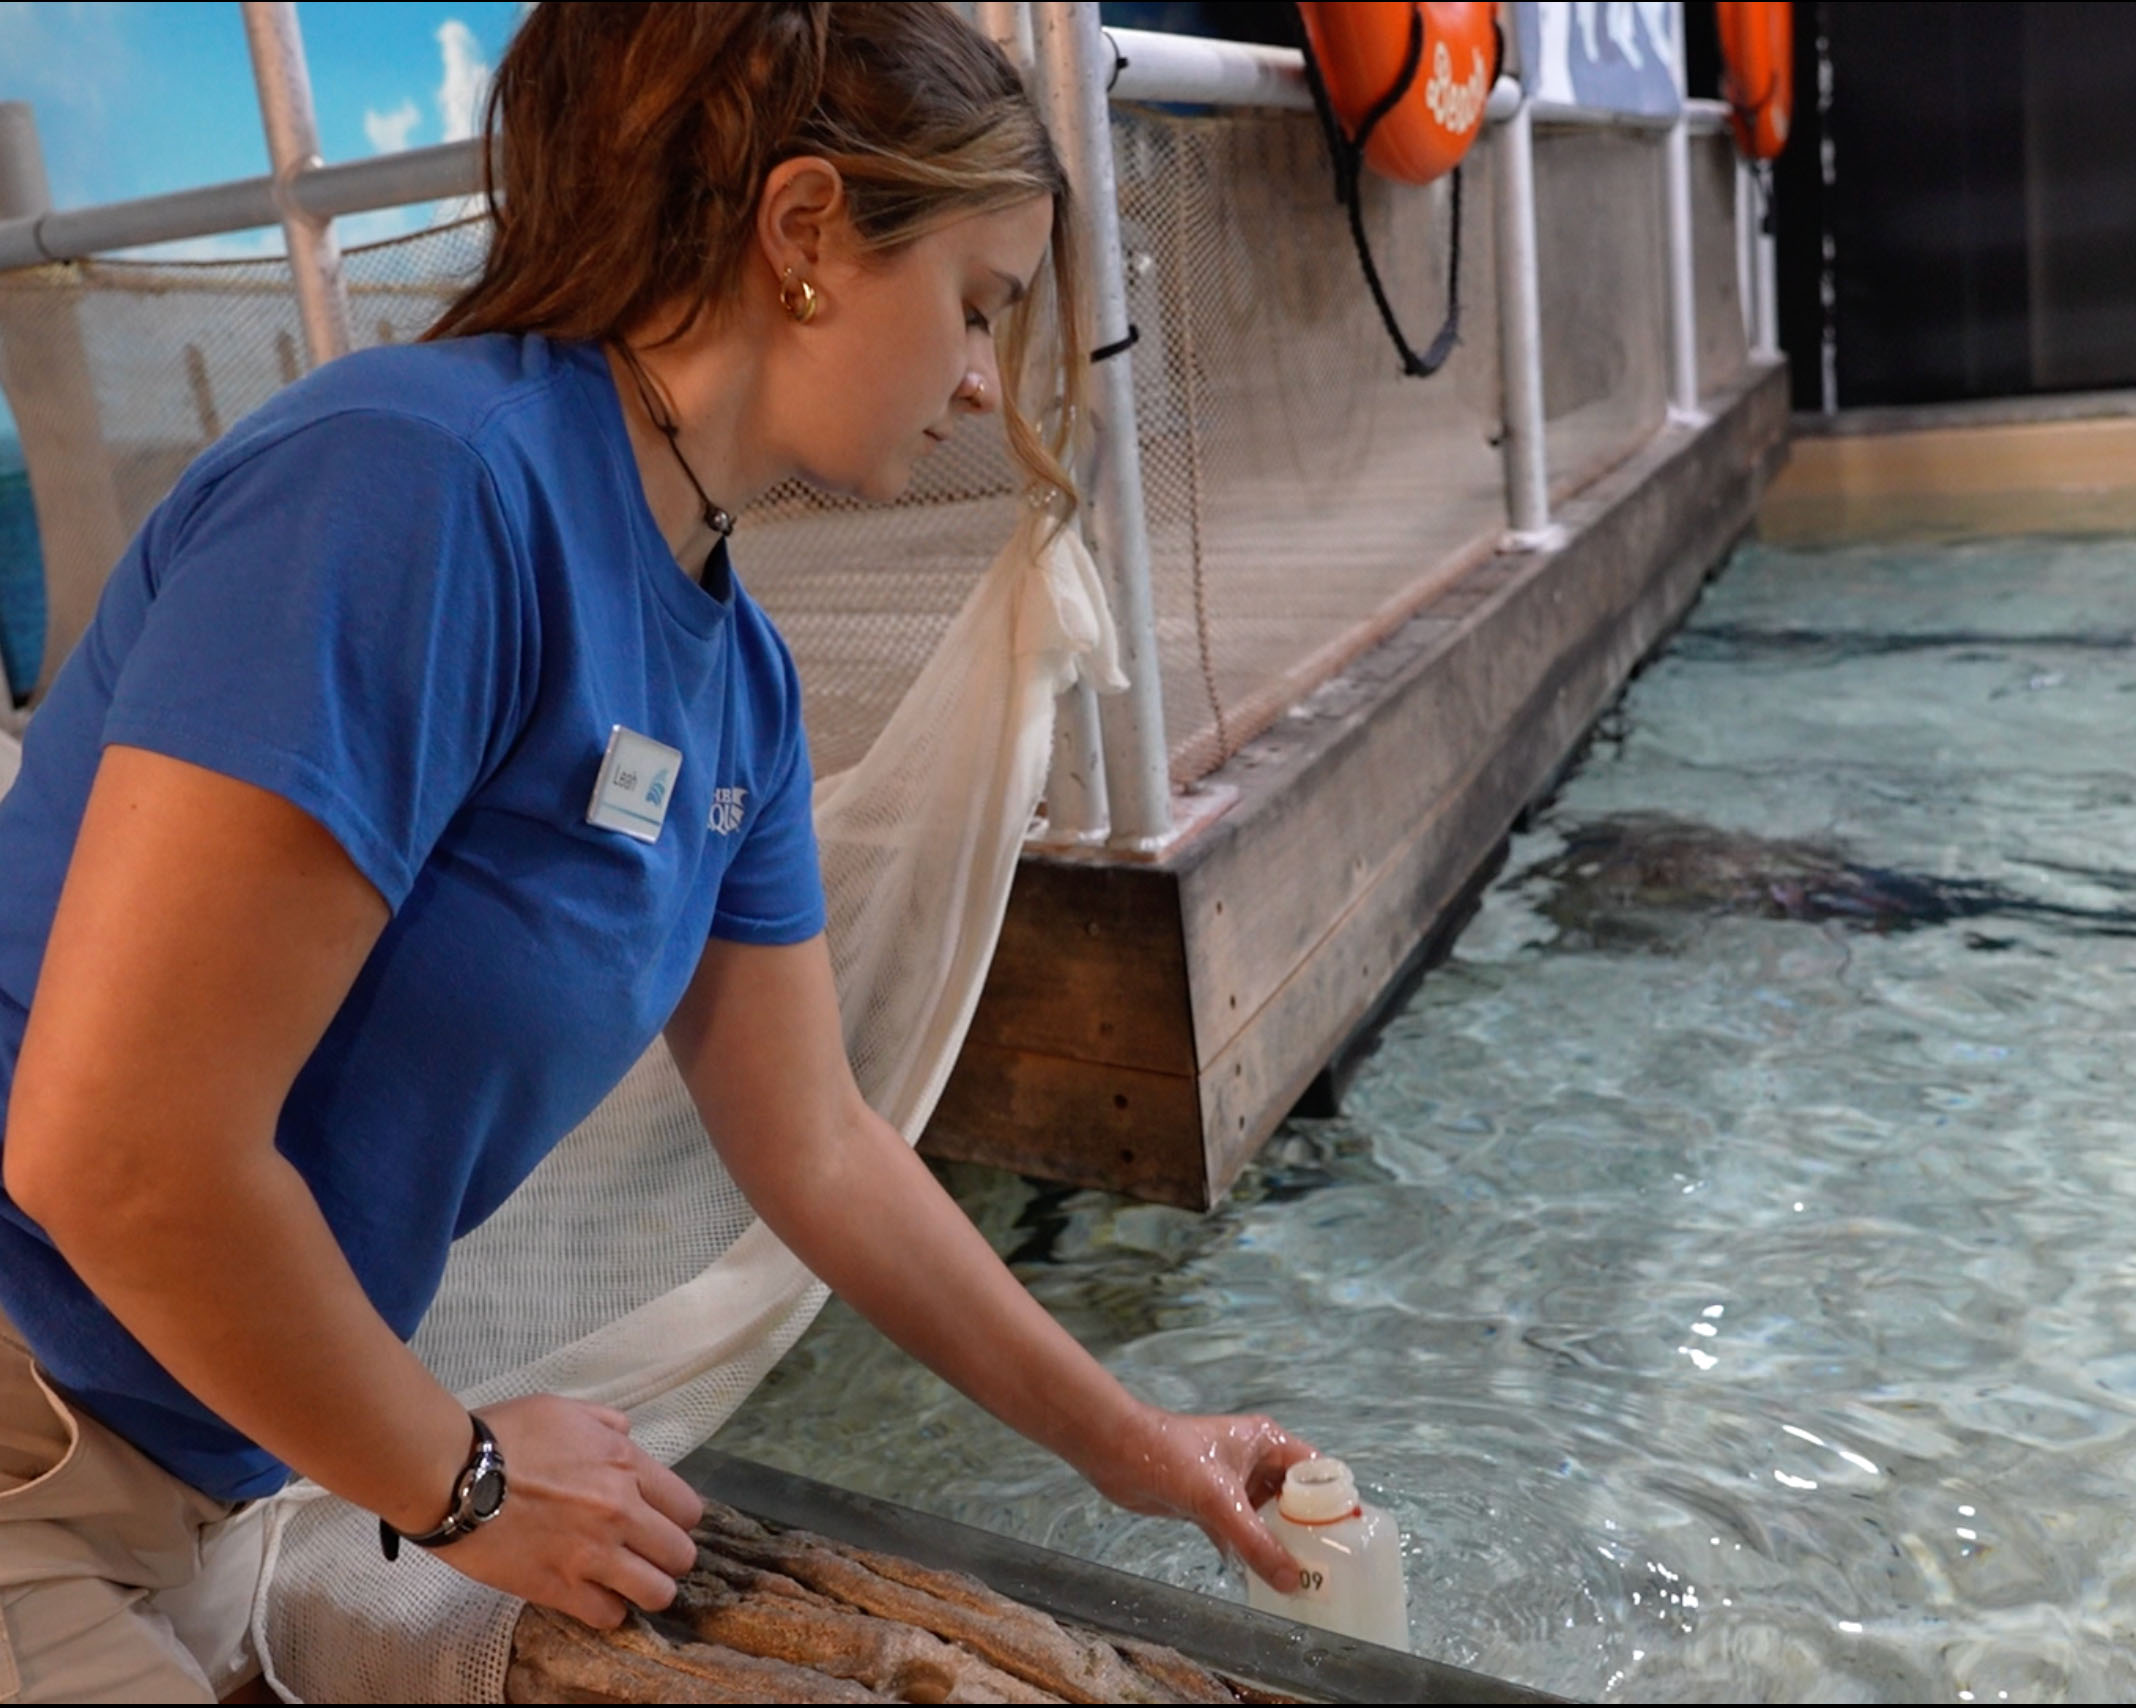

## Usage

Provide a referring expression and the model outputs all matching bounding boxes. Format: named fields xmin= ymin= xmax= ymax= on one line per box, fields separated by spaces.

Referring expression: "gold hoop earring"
xmin=779 ymin=268 xmax=820 ymax=325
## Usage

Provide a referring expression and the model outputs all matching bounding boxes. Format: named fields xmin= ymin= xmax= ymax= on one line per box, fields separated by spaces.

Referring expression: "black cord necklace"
xmin=611 ymin=340 xmax=736 ymax=542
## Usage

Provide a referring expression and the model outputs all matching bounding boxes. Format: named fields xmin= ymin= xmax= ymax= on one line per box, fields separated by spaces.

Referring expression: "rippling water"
xmin=714 ymin=536 xmax=2136 ymax=1702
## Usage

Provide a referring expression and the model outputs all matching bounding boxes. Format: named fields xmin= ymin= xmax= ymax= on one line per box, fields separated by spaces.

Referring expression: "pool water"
xmin=713 ymin=535 xmax=2136 ymax=1703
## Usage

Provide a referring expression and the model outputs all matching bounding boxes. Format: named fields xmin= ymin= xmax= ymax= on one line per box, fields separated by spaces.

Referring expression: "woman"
xmin=0 ymin=4 xmax=1312 ymax=1700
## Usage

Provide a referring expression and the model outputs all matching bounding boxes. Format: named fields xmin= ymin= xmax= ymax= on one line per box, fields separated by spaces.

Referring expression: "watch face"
xmin=469 ymin=1463 xmax=506 ymax=1522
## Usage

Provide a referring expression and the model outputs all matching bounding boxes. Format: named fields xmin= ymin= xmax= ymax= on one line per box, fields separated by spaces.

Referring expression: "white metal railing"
xmin=1663 ymin=3 xmax=1705 ymax=425
xmin=0 ymin=140 xmax=481 ymax=274
xmin=1490 ymin=78 xmax=1560 ymax=550
xmin=0 ymin=2 xmax=1780 ymax=850
xmin=1031 ymin=3 xmax=1172 ymax=846
xmin=242 ymin=1 xmax=350 ymax=366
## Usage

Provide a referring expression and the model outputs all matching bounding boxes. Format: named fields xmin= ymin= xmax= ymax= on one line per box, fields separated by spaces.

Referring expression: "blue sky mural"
xmin=1 ymin=1 xmax=526 ymax=253
xmin=0 ymin=2 xmax=527 ymax=452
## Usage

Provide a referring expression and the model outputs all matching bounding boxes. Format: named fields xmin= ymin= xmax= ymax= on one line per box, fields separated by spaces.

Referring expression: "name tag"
xmin=586 ymin=725 xmax=682 ymax=843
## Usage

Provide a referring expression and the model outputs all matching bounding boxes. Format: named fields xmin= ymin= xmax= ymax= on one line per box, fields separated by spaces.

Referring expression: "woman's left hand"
xmin=669 ymin=939 xmax=1322 ymax=1595
xmin=1082 ymin=1406 xmax=1320 ymax=1593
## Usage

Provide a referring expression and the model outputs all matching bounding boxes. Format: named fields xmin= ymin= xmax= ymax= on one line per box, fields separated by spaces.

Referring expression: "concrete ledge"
xmin=924 ymin=363 xmax=1791 ymax=1207
xmin=1763 ymin=404 xmax=2136 ymax=543
xmin=1792 ymin=387 xmax=2136 ymax=437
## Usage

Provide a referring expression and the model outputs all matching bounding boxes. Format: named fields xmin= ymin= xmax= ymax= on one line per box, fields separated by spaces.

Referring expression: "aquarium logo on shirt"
xmin=709 ymin=786 xmax=747 ymax=835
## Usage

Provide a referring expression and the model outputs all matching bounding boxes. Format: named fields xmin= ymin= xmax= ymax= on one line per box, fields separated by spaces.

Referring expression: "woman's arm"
xmin=665 ymin=933 xmax=1313 ymax=1590
xmin=5 ymin=746 xmax=698 ymax=1625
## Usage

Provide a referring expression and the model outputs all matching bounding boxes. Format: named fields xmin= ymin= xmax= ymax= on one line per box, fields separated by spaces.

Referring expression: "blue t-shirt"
xmin=0 ymin=334 xmax=826 ymax=1501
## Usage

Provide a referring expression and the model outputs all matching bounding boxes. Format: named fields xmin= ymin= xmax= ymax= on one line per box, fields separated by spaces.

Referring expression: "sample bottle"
xmin=1246 ymin=1457 xmax=1409 ymax=1651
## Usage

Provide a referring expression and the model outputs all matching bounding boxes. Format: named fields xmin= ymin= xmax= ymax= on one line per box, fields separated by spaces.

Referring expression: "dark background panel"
xmin=2020 ymin=3 xmax=2136 ymax=391
xmin=1773 ymin=0 xmax=1827 ymax=410
xmin=1098 ymin=3 xmax=2136 ymax=413
xmin=1828 ymin=2 xmax=2031 ymax=405
xmin=1776 ymin=0 xmax=2136 ymax=410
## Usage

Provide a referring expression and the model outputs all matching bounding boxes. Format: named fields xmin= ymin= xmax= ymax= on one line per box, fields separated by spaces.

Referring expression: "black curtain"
xmin=1776 ymin=0 xmax=2136 ymax=410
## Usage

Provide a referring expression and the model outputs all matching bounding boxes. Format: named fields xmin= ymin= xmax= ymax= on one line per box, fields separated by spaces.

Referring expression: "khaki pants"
xmin=0 ymin=1311 xmax=266 ymax=1704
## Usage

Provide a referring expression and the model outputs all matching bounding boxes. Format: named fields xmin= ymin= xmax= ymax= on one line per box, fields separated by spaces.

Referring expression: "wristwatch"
xmin=379 ymin=1413 xmax=507 ymax=1562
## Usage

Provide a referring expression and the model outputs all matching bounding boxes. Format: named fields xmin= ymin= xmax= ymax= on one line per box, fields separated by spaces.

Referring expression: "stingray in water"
xmin=1519 ymin=814 xmax=2136 ymax=950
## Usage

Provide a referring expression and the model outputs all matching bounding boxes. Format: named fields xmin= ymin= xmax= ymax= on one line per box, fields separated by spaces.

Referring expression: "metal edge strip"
xmin=680 ymin=1449 xmax=1573 ymax=1706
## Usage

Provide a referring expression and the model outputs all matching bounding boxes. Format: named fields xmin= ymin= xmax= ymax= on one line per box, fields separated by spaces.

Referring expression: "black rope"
xmin=1091 ymin=325 xmax=1141 ymax=364
xmin=1292 ymin=7 xmax=1504 ymax=381
xmin=610 ymin=339 xmax=736 ymax=600
xmin=1294 ymin=4 xmax=1464 ymax=379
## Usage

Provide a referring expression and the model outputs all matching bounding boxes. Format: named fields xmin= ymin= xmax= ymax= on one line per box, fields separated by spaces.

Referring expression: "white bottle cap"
xmin=1278 ymin=1457 xmax=1361 ymax=1524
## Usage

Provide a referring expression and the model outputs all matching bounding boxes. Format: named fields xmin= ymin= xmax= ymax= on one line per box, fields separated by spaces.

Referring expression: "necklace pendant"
xmin=704 ymin=503 xmax=735 ymax=539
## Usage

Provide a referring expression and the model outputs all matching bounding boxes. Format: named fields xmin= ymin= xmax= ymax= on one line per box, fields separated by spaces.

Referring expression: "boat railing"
xmin=0 ymin=1 xmax=1779 ymax=853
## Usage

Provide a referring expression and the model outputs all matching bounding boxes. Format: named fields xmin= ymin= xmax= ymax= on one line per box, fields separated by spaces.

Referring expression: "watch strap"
xmin=379 ymin=1413 xmax=504 ymax=1562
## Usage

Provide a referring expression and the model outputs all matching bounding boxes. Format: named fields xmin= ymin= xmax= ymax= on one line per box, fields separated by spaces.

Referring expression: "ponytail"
xmin=429 ymin=3 xmax=1085 ymax=512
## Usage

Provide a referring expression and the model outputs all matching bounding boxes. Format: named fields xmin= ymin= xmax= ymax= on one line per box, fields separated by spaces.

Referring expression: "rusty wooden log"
xmin=674 ymin=1569 xmax=1059 ymax=1704
xmin=689 ymin=1500 xmax=1226 ymax=1704
xmin=504 ymin=1498 xmax=1307 ymax=1706
xmin=506 ymin=1603 xmax=887 ymax=1704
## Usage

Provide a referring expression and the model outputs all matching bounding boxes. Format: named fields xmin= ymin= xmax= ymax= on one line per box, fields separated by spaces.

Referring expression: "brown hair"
xmin=428 ymin=2 xmax=1085 ymax=508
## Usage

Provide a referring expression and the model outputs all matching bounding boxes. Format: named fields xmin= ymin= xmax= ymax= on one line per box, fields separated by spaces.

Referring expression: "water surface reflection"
xmin=715 ymin=537 xmax=2136 ymax=1701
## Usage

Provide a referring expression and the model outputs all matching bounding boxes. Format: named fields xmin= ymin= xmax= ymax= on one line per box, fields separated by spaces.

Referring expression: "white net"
xmin=0 ymin=93 xmax=1727 ymax=1701
xmin=1534 ymin=127 xmax=1670 ymax=497
xmin=0 ymin=110 xmax=1723 ymax=797
xmin=1691 ymin=131 xmax=1752 ymax=402
xmin=1115 ymin=105 xmax=1507 ymax=784
xmin=246 ymin=505 xmax=1121 ymax=1702
xmin=0 ymin=494 xmax=1104 ymax=1703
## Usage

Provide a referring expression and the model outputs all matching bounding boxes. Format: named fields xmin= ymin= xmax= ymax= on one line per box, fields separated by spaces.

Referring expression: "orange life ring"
xmin=1716 ymin=1 xmax=1793 ymax=160
xmin=1296 ymin=2 xmax=1498 ymax=187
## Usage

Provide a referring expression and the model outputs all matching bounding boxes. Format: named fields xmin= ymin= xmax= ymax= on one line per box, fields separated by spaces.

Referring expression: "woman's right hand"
xmin=430 ymin=1393 xmax=705 ymax=1627
xmin=11 ymin=749 xmax=696 ymax=1624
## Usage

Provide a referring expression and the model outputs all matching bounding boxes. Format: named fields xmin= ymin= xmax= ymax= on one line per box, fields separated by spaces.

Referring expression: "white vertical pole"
xmin=1031 ymin=1 xmax=1171 ymax=847
xmin=1736 ymin=155 xmax=1756 ymax=343
xmin=1492 ymin=91 xmax=1557 ymax=548
xmin=974 ymin=1 xmax=1037 ymax=73
xmin=1753 ymin=191 xmax=1781 ymax=360
xmin=241 ymin=1 xmax=351 ymax=369
xmin=1044 ymin=676 xmax=1110 ymax=843
xmin=980 ymin=6 xmax=1108 ymax=843
xmin=1662 ymin=1 xmax=1703 ymax=423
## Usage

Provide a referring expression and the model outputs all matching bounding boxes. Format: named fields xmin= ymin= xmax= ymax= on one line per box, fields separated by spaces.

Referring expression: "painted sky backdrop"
xmin=0 ymin=2 xmax=527 ymax=447
xmin=1 ymin=1 xmax=527 ymax=254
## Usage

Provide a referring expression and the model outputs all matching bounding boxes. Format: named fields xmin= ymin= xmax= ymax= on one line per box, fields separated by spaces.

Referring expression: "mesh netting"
xmin=722 ymin=440 xmax=1020 ymax=780
xmin=1691 ymin=131 xmax=1752 ymax=403
xmin=1114 ymin=105 xmax=1507 ymax=782
xmin=1534 ymin=127 xmax=1671 ymax=498
xmin=0 ymin=110 xmax=1720 ymax=794
xmin=0 ymin=217 xmax=492 ymax=712
xmin=0 ymin=103 xmax=1732 ymax=1701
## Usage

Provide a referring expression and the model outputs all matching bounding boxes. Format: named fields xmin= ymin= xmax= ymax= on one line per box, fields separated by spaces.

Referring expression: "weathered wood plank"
xmin=922 ymin=1042 xmax=1204 ymax=1208
xmin=923 ymin=365 xmax=1789 ymax=1206
xmin=1179 ymin=364 xmax=1789 ymax=1081
xmin=953 ymin=862 xmax=1193 ymax=1076
xmin=1197 ymin=378 xmax=1789 ymax=1198
xmin=508 ymin=1497 xmax=1300 ymax=1704
xmin=683 ymin=1451 xmax=1567 ymax=1706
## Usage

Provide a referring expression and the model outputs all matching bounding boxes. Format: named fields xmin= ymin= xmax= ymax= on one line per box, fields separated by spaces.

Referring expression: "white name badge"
xmin=586 ymin=725 xmax=683 ymax=843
